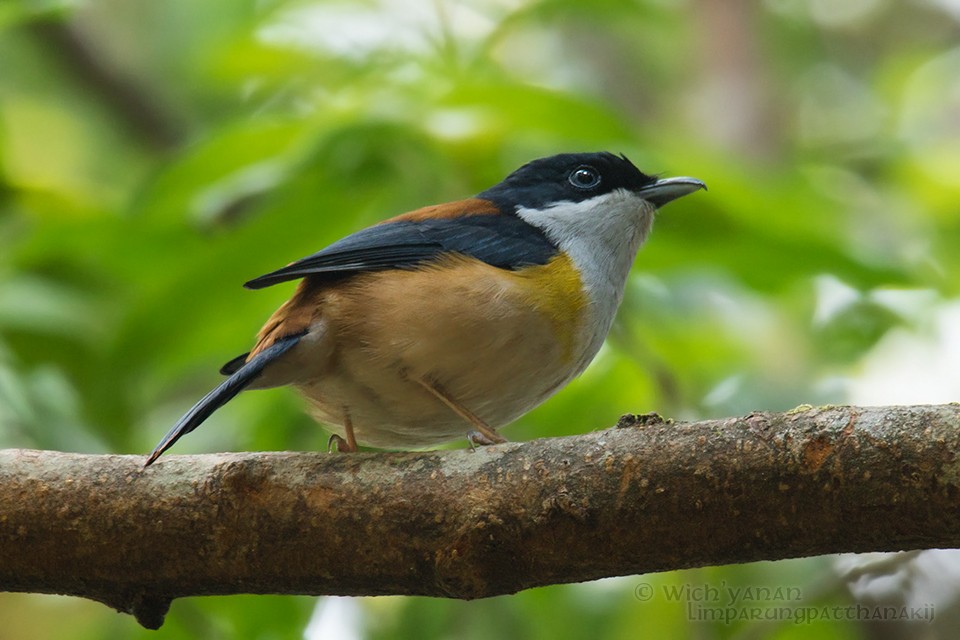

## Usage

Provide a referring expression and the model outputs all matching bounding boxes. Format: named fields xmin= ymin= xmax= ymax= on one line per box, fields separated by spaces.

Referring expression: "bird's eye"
xmin=568 ymin=165 xmax=601 ymax=190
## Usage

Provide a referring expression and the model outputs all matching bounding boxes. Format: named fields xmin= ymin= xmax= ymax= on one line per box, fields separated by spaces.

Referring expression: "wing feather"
xmin=244 ymin=212 xmax=556 ymax=290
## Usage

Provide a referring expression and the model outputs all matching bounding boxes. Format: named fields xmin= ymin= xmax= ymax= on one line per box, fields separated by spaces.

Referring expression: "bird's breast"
xmin=289 ymin=252 xmax=596 ymax=446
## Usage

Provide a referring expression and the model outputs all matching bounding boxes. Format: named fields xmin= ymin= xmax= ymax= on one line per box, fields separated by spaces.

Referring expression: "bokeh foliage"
xmin=1 ymin=0 xmax=959 ymax=638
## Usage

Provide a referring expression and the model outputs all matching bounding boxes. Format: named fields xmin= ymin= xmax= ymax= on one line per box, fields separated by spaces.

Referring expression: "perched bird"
xmin=145 ymin=152 xmax=704 ymax=465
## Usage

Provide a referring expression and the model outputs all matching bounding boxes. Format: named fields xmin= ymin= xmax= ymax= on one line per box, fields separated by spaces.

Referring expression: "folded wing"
xmin=243 ymin=214 xmax=557 ymax=290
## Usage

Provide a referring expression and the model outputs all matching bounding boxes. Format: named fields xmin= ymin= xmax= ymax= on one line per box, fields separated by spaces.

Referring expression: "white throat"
xmin=516 ymin=189 xmax=657 ymax=372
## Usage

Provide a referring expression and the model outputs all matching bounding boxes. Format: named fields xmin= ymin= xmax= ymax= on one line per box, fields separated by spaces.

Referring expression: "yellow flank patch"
xmin=509 ymin=253 xmax=587 ymax=362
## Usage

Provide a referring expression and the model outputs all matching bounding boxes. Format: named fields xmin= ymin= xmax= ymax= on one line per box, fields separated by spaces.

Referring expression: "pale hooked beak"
xmin=638 ymin=176 xmax=707 ymax=208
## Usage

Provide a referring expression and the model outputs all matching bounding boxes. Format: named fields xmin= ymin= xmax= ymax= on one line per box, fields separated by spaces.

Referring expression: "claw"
xmin=466 ymin=429 xmax=506 ymax=450
xmin=327 ymin=409 xmax=358 ymax=452
xmin=327 ymin=434 xmax=348 ymax=453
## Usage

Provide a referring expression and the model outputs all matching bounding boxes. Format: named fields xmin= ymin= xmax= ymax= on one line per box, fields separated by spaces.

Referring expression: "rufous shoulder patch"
xmin=387 ymin=197 xmax=501 ymax=222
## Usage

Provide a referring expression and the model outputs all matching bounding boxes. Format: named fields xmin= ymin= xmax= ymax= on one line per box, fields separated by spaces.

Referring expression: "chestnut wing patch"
xmin=244 ymin=215 xmax=557 ymax=289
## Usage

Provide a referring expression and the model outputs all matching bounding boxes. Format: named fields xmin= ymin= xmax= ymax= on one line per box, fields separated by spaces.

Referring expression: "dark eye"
xmin=568 ymin=165 xmax=601 ymax=190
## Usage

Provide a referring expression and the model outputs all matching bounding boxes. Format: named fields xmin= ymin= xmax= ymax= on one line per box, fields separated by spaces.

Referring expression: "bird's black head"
xmin=478 ymin=152 xmax=658 ymax=213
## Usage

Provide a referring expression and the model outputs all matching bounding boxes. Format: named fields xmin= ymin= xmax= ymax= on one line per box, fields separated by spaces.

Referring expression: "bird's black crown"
xmin=479 ymin=152 xmax=657 ymax=213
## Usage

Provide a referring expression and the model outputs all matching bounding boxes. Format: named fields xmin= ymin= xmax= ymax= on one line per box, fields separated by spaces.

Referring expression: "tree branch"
xmin=2 ymin=404 xmax=959 ymax=629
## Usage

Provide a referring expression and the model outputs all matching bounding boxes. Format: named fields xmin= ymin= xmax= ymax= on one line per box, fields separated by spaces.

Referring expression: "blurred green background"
xmin=2 ymin=0 xmax=959 ymax=638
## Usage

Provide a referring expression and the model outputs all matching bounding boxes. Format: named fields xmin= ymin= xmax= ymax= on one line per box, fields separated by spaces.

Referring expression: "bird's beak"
xmin=638 ymin=176 xmax=706 ymax=208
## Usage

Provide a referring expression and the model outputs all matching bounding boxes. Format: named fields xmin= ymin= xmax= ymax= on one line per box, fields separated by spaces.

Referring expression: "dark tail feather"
xmin=145 ymin=333 xmax=303 ymax=466
xmin=219 ymin=352 xmax=250 ymax=375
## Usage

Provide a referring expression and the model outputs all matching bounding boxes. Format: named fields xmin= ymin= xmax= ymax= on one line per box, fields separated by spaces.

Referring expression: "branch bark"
xmin=2 ymin=404 xmax=959 ymax=629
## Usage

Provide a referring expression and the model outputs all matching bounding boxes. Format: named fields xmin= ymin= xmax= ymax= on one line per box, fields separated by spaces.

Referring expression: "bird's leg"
xmin=414 ymin=377 xmax=507 ymax=446
xmin=327 ymin=408 xmax=358 ymax=453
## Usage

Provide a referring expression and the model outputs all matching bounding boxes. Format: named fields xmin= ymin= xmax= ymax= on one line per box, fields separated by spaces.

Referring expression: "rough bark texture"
xmin=2 ymin=404 xmax=959 ymax=629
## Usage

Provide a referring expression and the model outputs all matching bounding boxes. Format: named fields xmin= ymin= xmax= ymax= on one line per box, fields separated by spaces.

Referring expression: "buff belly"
xmin=262 ymin=254 xmax=590 ymax=448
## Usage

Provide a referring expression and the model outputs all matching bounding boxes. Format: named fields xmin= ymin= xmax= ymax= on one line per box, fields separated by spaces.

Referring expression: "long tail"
xmin=144 ymin=333 xmax=303 ymax=466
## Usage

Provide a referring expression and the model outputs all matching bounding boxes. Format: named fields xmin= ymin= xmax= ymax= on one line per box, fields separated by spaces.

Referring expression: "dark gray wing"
xmin=243 ymin=215 xmax=557 ymax=289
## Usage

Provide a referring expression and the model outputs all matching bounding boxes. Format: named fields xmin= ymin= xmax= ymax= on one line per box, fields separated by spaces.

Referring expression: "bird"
xmin=145 ymin=152 xmax=704 ymax=465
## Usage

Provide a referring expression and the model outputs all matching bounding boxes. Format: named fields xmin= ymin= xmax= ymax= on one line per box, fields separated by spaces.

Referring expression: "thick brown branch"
xmin=2 ymin=404 xmax=959 ymax=629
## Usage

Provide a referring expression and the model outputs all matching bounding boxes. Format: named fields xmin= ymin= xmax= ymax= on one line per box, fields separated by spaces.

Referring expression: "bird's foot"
xmin=327 ymin=433 xmax=358 ymax=453
xmin=466 ymin=429 xmax=507 ymax=451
